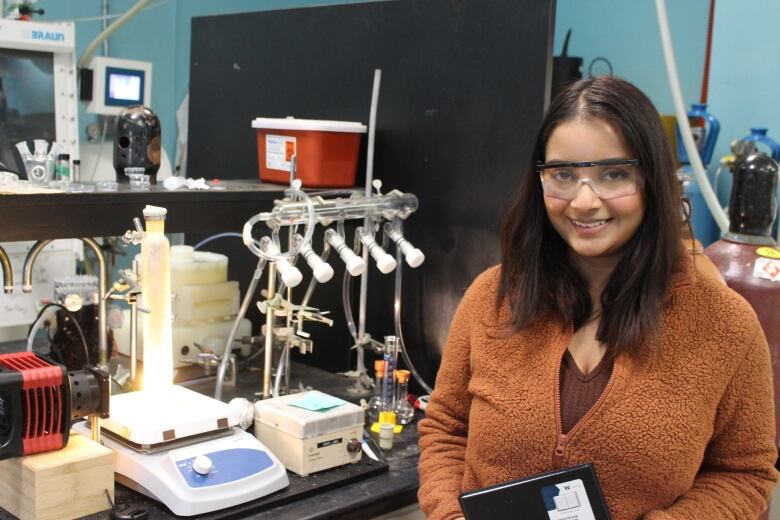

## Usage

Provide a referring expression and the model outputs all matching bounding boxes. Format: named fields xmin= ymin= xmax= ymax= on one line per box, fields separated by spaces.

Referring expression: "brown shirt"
xmin=560 ymin=350 xmax=613 ymax=434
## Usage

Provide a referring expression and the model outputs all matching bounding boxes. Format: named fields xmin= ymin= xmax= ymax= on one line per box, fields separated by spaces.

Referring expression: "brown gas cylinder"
xmin=704 ymin=153 xmax=780 ymax=445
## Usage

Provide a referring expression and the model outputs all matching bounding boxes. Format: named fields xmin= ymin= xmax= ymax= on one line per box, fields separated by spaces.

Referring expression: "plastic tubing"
xmin=78 ymin=0 xmax=153 ymax=69
xmin=655 ymin=0 xmax=728 ymax=233
xmin=392 ymin=224 xmax=434 ymax=394
xmin=342 ymin=267 xmax=360 ymax=344
xmin=193 ymin=232 xmax=243 ymax=251
xmin=272 ymin=343 xmax=288 ymax=398
xmin=26 ymin=307 xmax=58 ymax=353
xmin=214 ymin=258 xmax=266 ymax=401
xmin=243 ymin=186 xmax=315 ymax=261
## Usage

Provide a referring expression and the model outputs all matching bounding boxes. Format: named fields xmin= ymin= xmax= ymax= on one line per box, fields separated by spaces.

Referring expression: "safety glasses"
xmin=537 ymin=159 xmax=642 ymax=200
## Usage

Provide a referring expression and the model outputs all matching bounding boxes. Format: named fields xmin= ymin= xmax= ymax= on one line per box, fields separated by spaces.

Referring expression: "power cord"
xmin=28 ymin=302 xmax=90 ymax=366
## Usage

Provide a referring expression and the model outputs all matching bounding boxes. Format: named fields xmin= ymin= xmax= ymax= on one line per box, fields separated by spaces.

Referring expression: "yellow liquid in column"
xmin=141 ymin=211 xmax=173 ymax=391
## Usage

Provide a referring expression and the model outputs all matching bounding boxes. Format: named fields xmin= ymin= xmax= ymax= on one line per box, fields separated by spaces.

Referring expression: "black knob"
xmin=347 ymin=438 xmax=361 ymax=453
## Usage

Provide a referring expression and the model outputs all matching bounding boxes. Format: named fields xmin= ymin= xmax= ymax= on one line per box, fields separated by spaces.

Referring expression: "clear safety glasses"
xmin=537 ymin=158 xmax=642 ymax=201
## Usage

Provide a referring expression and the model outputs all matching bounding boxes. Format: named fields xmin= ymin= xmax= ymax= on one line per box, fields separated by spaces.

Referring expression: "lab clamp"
xmin=213 ymin=174 xmax=426 ymax=401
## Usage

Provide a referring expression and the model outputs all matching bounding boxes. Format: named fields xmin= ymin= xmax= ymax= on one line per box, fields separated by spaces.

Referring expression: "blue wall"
xmin=553 ymin=0 xmax=708 ymax=115
xmin=38 ymin=0 xmax=755 ymax=192
xmin=708 ymin=0 xmax=780 ymax=204
xmin=38 ymin=0 xmax=371 ymax=172
xmin=555 ymin=0 xmax=780 ymax=219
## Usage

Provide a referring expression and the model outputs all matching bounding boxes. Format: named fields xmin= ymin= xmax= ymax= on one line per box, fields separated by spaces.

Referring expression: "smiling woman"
xmin=417 ymin=76 xmax=779 ymax=520
xmin=541 ymin=118 xmax=646 ymax=264
xmin=500 ymin=76 xmax=683 ymax=355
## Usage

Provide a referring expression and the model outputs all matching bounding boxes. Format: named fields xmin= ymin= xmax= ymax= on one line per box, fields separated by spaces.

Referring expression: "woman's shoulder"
xmin=668 ymin=259 xmax=763 ymax=342
xmin=470 ymin=264 xmax=502 ymax=290
xmin=454 ymin=265 xmax=503 ymax=315
xmin=678 ymin=267 xmax=757 ymax=317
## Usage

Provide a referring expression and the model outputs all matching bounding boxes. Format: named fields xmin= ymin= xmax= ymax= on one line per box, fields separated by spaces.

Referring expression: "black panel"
xmin=188 ymin=0 xmax=554 ymax=381
xmin=0 ymin=367 xmax=23 ymax=460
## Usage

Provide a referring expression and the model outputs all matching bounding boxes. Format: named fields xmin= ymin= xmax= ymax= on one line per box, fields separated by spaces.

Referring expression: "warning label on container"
xmin=757 ymin=247 xmax=780 ymax=259
xmin=266 ymin=135 xmax=296 ymax=172
xmin=754 ymin=256 xmax=780 ymax=282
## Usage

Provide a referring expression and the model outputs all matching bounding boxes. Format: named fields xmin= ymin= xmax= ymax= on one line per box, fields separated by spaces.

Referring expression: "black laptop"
xmin=459 ymin=463 xmax=611 ymax=520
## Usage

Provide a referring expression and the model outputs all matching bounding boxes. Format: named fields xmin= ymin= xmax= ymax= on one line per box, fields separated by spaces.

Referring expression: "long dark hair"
xmin=498 ymin=76 xmax=682 ymax=356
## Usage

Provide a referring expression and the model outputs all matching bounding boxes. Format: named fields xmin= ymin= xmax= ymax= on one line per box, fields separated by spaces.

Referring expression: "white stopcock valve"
xmin=383 ymin=223 xmax=425 ymax=268
xmin=294 ymin=234 xmax=334 ymax=283
xmin=357 ymin=227 xmax=396 ymax=274
xmin=325 ymin=229 xmax=366 ymax=276
xmin=262 ymin=239 xmax=303 ymax=287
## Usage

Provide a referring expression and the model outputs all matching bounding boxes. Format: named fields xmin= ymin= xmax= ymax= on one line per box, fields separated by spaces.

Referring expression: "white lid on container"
xmin=251 ymin=116 xmax=367 ymax=133
xmin=143 ymin=205 xmax=167 ymax=219
xmin=171 ymin=245 xmax=195 ymax=262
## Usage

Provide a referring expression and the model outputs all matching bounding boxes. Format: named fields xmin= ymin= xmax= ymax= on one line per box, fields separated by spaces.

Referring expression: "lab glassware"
xmin=367 ymin=359 xmax=386 ymax=424
xmin=393 ymin=370 xmax=414 ymax=425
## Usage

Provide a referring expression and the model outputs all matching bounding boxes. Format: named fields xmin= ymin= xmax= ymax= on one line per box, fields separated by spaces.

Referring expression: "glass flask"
xmin=394 ymin=369 xmax=414 ymax=425
xmin=367 ymin=359 xmax=385 ymax=424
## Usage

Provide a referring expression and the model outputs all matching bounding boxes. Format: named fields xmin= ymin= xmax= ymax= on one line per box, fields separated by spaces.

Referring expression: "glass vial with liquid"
xmin=55 ymin=153 xmax=70 ymax=182
xmin=394 ymin=370 xmax=414 ymax=424
xmin=367 ymin=359 xmax=385 ymax=424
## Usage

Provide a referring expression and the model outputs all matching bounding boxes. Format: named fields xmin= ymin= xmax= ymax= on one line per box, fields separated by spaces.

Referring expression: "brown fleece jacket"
xmin=418 ymin=255 xmax=778 ymax=520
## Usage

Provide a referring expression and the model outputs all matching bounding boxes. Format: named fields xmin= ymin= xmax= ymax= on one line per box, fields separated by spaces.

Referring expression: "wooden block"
xmin=0 ymin=432 xmax=114 ymax=520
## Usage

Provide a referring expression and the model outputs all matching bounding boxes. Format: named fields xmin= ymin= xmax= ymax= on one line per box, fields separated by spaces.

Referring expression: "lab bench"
xmin=0 ymin=179 xmax=424 ymax=518
xmin=0 ymin=347 xmax=421 ymax=520
xmin=0 ymin=180 xmax=286 ymax=242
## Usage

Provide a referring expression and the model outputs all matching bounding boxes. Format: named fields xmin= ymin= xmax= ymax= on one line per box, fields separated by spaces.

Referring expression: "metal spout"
xmin=0 ymin=245 xmax=12 ymax=293
xmin=22 ymin=238 xmax=108 ymax=369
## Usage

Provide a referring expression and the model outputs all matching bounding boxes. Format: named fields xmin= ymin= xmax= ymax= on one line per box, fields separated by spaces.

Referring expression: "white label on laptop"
xmin=541 ymin=478 xmax=596 ymax=520
xmin=266 ymin=135 xmax=296 ymax=171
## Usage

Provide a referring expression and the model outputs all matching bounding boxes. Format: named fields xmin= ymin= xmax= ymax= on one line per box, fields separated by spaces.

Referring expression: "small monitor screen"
xmin=105 ymin=66 xmax=144 ymax=106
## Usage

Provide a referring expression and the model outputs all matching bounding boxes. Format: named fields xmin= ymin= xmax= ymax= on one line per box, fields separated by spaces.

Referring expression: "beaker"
xmin=22 ymin=153 xmax=54 ymax=184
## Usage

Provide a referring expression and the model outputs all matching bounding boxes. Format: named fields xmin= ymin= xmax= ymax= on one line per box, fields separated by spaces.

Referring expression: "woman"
xmin=417 ymin=76 xmax=778 ymax=520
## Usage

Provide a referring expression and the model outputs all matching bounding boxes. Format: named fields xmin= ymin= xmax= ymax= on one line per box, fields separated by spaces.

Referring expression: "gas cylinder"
xmin=676 ymin=103 xmax=720 ymax=166
xmin=717 ymin=128 xmax=780 ymax=239
xmin=676 ymin=103 xmax=721 ymax=246
xmin=742 ymin=127 xmax=780 ymax=162
xmin=704 ymin=153 xmax=780 ymax=445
